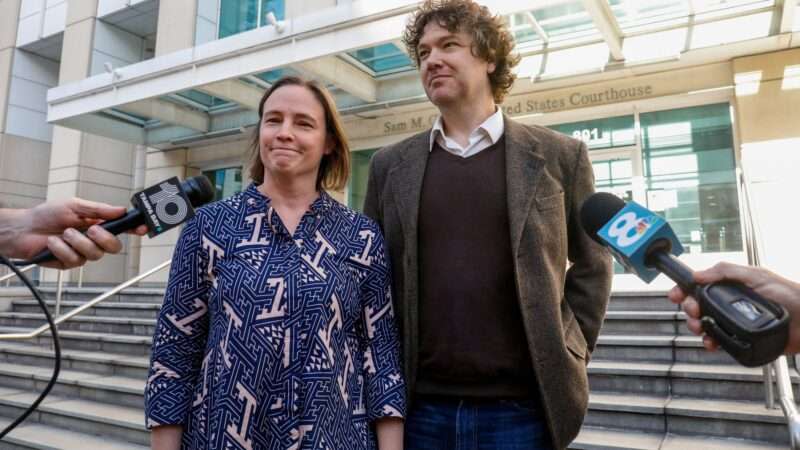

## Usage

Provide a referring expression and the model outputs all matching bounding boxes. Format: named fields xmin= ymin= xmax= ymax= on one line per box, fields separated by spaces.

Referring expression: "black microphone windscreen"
xmin=183 ymin=176 xmax=216 ymax=207
xmin=580 ymin=192 xmax=626 ymax=245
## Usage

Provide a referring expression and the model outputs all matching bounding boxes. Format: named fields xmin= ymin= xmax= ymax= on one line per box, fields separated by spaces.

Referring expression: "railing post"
xmin=765 ymin=364 xmax=775 ymax=409
xmin=55 ymin=270 xmax=64 ymax=318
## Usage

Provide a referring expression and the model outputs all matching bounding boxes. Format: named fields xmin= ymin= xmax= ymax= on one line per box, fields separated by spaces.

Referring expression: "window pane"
xmin=261 ymin=0 xmax=285 ymax=22
xmin=255 ymin=67 xmax=302 ymax=84
xmin=348 ymin=149 xmax=378 ymax=212
xmin=347 ymin=43 xmax=413 ymax=74
xmin=592 ymin=158 xmax=633 ymax=200
xmin=641 ymin=103 xmax=741 ymax=253
xmin=174 ymin=89 xmax=230 ymax=108
xmin=219 ymin=0 xmax=286 ymax=39
xmin=549 ymin=115 xmax=636 ymax=150
xmin=592 ymin=158 xmax=634 ymax=275
xmin=203 ymin=167 xmax=243 ymax=201
xmin=531 ymin=1 xmax=596 ymax=39
xmin=219 ymin=0 xmax=258 ymax=38
xmin=608 ymin=0 xmax=773 ymax=32
xmin=507 ymin=12 xmax=543 ymax=45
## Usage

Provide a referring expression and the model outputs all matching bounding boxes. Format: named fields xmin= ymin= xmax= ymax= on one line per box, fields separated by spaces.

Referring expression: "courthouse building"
xmin=0 ymin=0 xmax=799 ymax=289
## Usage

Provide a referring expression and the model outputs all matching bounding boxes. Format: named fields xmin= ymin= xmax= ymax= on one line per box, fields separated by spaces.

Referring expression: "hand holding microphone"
xmin=15 ymin=176 xmax=215 ymax=267
xmin=581 ymin=192 xmax=790 ymax=367
xmin=668 ymin=262 xmax=800 ymax=355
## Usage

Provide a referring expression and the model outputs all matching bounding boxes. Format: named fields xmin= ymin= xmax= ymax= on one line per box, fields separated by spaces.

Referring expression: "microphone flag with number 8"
xmin=597 ymin=200 xmax=684 ymax=283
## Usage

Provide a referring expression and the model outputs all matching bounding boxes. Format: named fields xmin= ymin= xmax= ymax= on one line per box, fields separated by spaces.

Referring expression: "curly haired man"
xmin=363 ymin=1 xmax=612 ymax=449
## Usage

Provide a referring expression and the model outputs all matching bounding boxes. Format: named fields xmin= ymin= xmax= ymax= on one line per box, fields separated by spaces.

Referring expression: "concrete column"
xmin=154 ymin=0 xmax=198 ymax=56
xmin=44 ymin=0 xmax=136 ymax=284
xmin=0 ymin=0 xmax=22 ymax=208
xmin=0 ymin=0 xmax=21 ymax=134
xmin=195 ymin=0 xmax=220 ymax=46
xmin=733 ymin=48 xmax=800 ymax=281
xmin=133 ymin=0 xmax=202 ymax=284
xmin=125 ymin=144 xmax=147 ymax=279
xmin=1 ymin=1 xmax=59 ymax=210
xmin=139 ymin=149 xmax=187 ymax=284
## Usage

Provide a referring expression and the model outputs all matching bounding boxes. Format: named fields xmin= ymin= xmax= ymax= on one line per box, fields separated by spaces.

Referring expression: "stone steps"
xmin=0 ymin=361 xmax=143 ymax=408
xmin=0 ymin=312 xmax=156 ymax=335
xmin=0 ymin=326 xmax=151 ymax=356
xmin=600 ymin=311 xmax=694 ymax=336
xmin=0 ymin=388 xmax=148 ymax=445
xmin=605 ymin=292 xmax=679 ymax=312
xmin=0 ymin=341 xmax=148 ymax=379
xmin=588 ymin=360 xmax=800 ymax=401
xmin=12 ymin=300 xmax=160 ymax=320
xmin=571 ymin=427 xmax=786 ymax=450
xmin=0 ymin=286 xmax=795 ymax=449
xmin=0 ymin=416 xmax=148 ymax=450
xmin=592 ymin=334 xmax=741 ymax=365
xmin=585 ymin=393 xmax=788 ymax=444
xmin=36 ymin=287 xmax=164 ymax=305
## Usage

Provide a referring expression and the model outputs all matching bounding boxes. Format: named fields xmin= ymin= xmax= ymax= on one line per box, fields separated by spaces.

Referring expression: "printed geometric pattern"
xmin=145 ymin=184 xmax=405 ymax=450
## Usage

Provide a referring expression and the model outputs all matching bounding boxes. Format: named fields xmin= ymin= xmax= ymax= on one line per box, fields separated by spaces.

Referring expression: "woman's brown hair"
xmin=248 ymin=76 xmax=350 ymax=192
xmin=402 ymin=0 xmax=520 ymax=103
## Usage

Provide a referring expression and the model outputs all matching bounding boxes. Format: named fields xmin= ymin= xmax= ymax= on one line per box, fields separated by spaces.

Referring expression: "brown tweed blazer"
xmin=363 ymin=116 xmax=612 ymax=449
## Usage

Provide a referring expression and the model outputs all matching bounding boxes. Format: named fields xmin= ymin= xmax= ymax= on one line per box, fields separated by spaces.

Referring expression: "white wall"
xmin=90 ymin=20 xmax=145 ymax=75
xmin=97 ymin=0 xmax=152 ymax=17
xmin=6 ymin=49 xmax=58 ymax=142
xmin=0 ymin=133 xmax=51 ymax=208
xmin=195 ymin=0 xmax=219 ymax=45
xmin=16 ymin=0 xmax=67 ymax=47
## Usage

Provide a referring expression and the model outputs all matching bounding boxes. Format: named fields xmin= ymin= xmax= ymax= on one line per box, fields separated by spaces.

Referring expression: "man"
xmin=0 ymin=198 xmax=146 ymax=269
xmin=668 ymin=262 xmax=800 ymax=354
xmin=363 ymin=0 xmax=612 ymax=448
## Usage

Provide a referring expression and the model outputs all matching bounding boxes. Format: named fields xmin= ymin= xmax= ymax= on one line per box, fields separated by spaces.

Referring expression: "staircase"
xmin=0 ymin=287 xmax=794 ymax=448
xmin=0 ymin=286 xmax=159 ymax=449
xmin=573 ymin=291 xmax=796 ymax=450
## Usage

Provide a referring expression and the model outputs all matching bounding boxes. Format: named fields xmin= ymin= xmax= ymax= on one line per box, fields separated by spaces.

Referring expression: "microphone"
xmin=23 ymin=176 xmax=215 ymax=266
xmin=580 ymin=192 xmax=789 ymax=367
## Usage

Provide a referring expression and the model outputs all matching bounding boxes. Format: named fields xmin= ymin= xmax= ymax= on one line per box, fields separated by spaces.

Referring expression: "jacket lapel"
xmin=388 ymin=132 xmax=430 ymax=245
xmin=505 ymin=118 xmax=546 ymax=257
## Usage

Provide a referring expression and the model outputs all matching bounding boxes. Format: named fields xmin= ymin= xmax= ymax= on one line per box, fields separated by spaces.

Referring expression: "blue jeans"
xmin=405 ymin=396 xmax=553 ymax=450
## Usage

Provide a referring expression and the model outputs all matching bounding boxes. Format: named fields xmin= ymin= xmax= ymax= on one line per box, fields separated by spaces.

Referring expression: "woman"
xmin=145 ymin=76 xmax=405 ymax=450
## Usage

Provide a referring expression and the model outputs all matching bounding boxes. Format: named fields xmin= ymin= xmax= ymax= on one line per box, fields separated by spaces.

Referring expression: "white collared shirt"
xmin=429 ymin=107 xmax=505 ymax=158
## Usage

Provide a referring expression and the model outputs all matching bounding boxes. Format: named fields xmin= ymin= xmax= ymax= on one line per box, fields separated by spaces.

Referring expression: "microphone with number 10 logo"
xmin=21 ymin=176 xmax=215 ymax=266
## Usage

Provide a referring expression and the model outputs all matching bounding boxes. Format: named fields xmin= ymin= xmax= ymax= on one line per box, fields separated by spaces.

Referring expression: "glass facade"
xmin=255 ymin=67 xmax=302 ymax=84
xmin=549 ymin=115 xmax=636 ymax=150
xmin=347 ymin=149 xmax=377 ymax=212
xmin=203 ymin=167 xmax=243 ymax=201
xmin=548 ymin=103 xmax=742 ymax=255
xmin=608 ymin=0 xmax=773 ymax=32
xmin=174 ymin=90 xmax=228 ymax=108
xmin=219 ymin=0 xmax=286 ymax=39
xmin=342 ymin=104 xmax=741 ymax=264
xmin=508 ymin=1 xmax=598 ymax=46
xmin=640 ymin=103 xmax=741 ymax=254
xmin=347 ymin=43 xmax=414 ymax=75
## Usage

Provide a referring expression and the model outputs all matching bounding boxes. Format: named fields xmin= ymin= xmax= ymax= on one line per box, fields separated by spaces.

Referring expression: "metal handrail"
xmin=0 ymin=260 xmax=171 ymax=341
xmin=0 ymin=264 xmax=36 ymax=285
xmin=738 ymin=168 xmax=800 ymax=448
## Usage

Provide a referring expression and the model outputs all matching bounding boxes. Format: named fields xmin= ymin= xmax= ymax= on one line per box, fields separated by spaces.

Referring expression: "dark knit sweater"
xmin=415 ymin=137 xmax=537 ymax=398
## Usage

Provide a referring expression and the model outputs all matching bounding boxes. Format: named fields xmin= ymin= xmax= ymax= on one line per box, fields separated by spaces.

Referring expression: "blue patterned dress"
xmin=145 ymin=184 xmax=405 ymax=450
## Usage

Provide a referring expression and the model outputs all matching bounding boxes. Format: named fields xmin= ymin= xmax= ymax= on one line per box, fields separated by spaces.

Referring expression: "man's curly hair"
xmin=402 ymin=0 xmax=520 ymax=103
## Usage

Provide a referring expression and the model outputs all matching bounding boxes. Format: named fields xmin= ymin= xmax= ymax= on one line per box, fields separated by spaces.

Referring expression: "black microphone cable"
xmin=0 ymin=254 xmax=61 ymax=440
